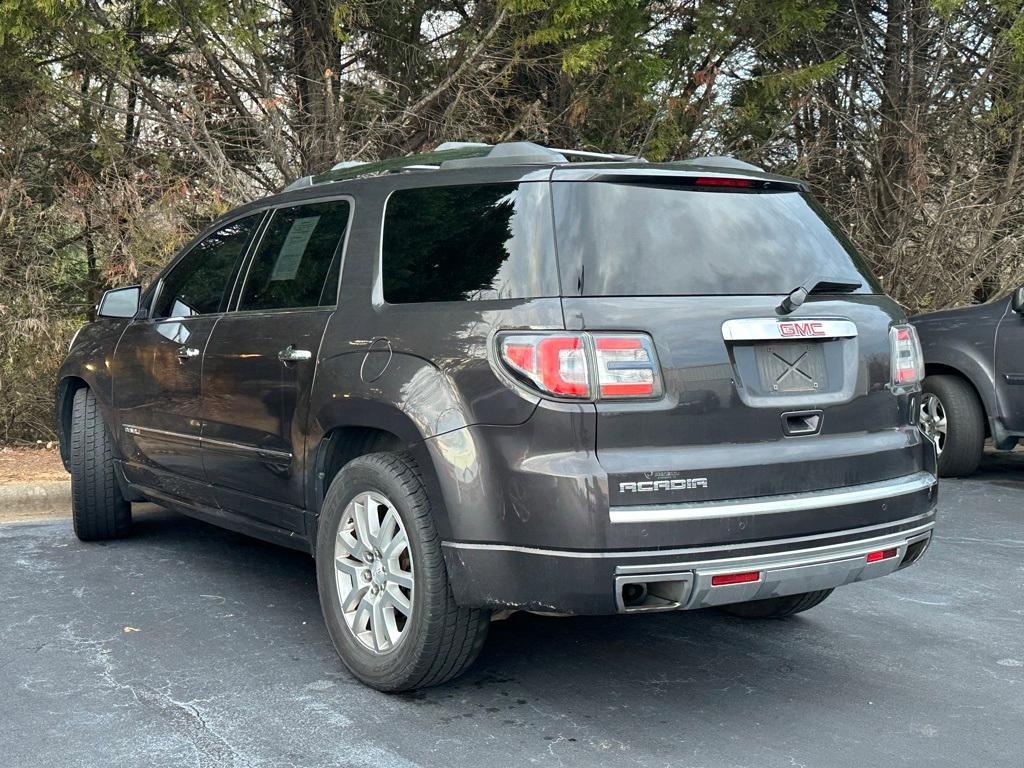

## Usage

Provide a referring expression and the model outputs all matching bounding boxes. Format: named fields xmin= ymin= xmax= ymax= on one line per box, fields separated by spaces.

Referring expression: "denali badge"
xmin=619 ymin=478 xmax=708 ymax=494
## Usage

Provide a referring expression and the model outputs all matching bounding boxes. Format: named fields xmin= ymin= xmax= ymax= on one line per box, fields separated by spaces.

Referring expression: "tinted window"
xmin=238 ymin=200 xmax=350 ymax=311
xmin=382 ymin=183 xmax=557 ymax=303
xmin=152 ymin=214 xmax=261 ymax=319
xmin=552 ymin=182 xmax=880 ymax=296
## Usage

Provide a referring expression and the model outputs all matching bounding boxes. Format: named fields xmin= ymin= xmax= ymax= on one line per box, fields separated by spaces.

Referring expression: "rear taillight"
xmin=499 ymin=335 xmax=589 ymax=397
xmin=889 ymin=324 xmax=924 ymax=389
xmin=594 ymin=336 xmax=659 ymax=398
xmin=497 ymin=332 xmax=662 ymax=401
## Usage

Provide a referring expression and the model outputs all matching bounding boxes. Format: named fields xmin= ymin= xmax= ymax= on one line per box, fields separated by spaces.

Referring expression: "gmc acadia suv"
xmin=56 ymin=141 xmax=938 ymax=691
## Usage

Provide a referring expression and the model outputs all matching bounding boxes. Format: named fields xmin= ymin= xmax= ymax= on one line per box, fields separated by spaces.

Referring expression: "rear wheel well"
xmin=924 ymin=363 xmax=990 ymax=437
xmin=315 ymin=426 xmax=408 ymax=507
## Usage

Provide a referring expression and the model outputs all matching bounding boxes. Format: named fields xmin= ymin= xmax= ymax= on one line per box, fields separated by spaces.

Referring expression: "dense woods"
xmin=1 ymin=0 xmax=1022 ymax=441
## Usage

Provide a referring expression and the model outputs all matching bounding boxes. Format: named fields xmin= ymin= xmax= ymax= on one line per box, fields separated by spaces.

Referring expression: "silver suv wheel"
xmin=334 ymin=491 xmax=414 ymax=654
xmin=919 ymin=392 xmax=947 ymax=456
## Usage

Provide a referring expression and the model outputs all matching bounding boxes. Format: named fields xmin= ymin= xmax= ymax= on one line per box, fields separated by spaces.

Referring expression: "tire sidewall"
xmin=922 ymin=375 xmax=984 ymax=477
xmin=315 ymin=456 xmax=436 ymax=688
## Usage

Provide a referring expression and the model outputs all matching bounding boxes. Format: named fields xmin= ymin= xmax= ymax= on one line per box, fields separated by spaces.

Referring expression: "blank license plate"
xmin=755 ymin=342 xmax=827 ymax=393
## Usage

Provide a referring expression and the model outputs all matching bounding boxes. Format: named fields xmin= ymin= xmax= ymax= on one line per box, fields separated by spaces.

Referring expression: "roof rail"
xmin=441 ymin=142 xmax=567 ymax=169
xmin=280 ymin=140 xmax=648 ymax=191
xmin=551 ymin=148 xmax=642 ymax=161
xmin=673 ymin=155 xmax=764 ymax=172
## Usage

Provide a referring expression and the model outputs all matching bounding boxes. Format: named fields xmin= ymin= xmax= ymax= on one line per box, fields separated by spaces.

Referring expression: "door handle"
xmin=278 ymin=345 xmax=313 ymax=363
xmin=177 ymin=346 xmax=200 ymax=361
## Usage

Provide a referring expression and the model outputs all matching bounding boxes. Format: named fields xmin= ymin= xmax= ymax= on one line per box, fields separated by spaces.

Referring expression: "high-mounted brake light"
xmin=497 ymin=332 xmax=662 ymax=401
xmin=694 ymin=177 xmax=755 ymax=188
xmin=889 ymin=324 xmax=924 ymax=389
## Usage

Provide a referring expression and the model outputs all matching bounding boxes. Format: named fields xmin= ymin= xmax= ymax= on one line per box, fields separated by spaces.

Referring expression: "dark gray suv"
xmin=56 ymin=142 xmax=938 ymax=691
xmin=912 ymin=288 xmax=1024 ymax=477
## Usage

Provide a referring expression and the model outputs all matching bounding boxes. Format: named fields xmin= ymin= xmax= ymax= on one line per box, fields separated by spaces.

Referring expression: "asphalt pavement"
xmin=1 ymin=453 xmax=1022 ymax=768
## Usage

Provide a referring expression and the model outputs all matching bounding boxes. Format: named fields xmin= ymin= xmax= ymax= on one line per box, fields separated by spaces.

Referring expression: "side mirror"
xmin=96 ymin=285 xmax=141 ymax=319
xmin=1013 ymin=286 xmax=1024 ymax=315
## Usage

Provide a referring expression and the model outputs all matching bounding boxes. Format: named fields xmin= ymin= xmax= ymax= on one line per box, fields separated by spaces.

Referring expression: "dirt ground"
xmin=0 ymin=447 xmax=68 ymax=484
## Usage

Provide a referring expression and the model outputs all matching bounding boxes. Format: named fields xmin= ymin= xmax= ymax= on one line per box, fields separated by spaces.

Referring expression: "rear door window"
xmin=381 ymin=182 xmax=558 ymax=303
xmin=238 ymin=200 xmax=350 ymax=312
xmin=552 ymin=181 xmax=879 ymax=296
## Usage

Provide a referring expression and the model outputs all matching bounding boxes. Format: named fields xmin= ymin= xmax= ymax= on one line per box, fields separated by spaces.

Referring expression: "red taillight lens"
xmin=694 ymin=176 xmax=755 ymax=188
xmin=498 ymin=332 xmax=661 ymax=401
xmin=537 ymin=336 xmax=589 ymax=397
xmin=866 ymin=548 xmax=898 ymax=563
xmin=500 ymin=334 xmax=590 ymax=398
xmin=711 ymin=571 xmax=761 ymax=586
xmin=890 ymin=324 xmax=924 ymax=388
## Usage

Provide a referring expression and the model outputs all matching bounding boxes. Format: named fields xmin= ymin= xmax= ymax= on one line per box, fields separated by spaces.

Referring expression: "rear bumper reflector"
xmin=866 ymin=547 xmax=898 ymax=563
xmin=710 ymin=571 xmax=761 ymax=586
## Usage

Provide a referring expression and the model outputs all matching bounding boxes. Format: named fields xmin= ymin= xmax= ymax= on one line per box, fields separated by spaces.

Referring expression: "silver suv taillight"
xmin=889 ymin=324 xmax=924 ymax=389
xmin=497 ymin=332 xmax=662 ymax=400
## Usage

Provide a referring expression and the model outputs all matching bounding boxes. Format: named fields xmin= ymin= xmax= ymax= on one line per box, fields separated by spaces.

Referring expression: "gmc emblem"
xmin=778 ymin=321 xmax=826 ymax=338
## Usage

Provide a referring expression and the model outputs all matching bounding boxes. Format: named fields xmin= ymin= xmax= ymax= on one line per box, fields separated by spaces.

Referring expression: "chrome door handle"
xmin=278 ymin=345 xmax=312 ymax=363
xmin=177 ymin=346 xmax=200 ymax=361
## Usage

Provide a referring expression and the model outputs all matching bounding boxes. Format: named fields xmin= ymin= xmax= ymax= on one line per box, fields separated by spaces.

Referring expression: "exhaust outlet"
xmin=615 ymin=573 xmax=693 ymax=613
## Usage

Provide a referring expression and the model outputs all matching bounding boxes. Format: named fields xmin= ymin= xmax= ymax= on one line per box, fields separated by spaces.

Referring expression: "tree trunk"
xmin=285 ymin=0 xmax=342 ymax=174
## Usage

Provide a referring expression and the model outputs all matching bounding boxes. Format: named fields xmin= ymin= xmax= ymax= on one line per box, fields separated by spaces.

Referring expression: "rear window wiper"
xmin=777 ymin=276 xmax=862 ymax=315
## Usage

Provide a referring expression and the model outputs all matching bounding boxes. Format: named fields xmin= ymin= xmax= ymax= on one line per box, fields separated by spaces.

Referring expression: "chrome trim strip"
xmin=615 ymin=522 xmax=934 ymax=575
xmin=721 ymin=317 xmax=857 ymax=341
xmin=123 ymin=424 xmax=198 ymax=443
xmin=609 ymin=471 xmax=935 ymax=524
xmin=441 ymin=511 xmax=936 ymax=560
xmin=201 ymin=436 xmax=292 ymax=461
xmin=658 ymin=526 xmax=933 ymax=610
xmin=122 ymin=424 xmax=292 ymax=461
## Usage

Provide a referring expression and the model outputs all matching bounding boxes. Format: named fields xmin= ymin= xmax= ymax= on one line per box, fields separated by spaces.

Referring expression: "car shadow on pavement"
xmin=970 ymin=446 xmax=1024 ymax=489
xmin=124 ymin=504 xmax=840 ymax=709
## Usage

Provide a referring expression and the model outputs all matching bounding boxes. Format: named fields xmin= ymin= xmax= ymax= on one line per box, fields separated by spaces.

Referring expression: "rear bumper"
xmin=442 ymin=486 xmax=936 ymax=615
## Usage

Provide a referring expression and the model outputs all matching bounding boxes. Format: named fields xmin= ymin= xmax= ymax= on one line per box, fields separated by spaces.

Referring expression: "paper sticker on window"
xmin=271 ymin=216 xmax=320 ymax=281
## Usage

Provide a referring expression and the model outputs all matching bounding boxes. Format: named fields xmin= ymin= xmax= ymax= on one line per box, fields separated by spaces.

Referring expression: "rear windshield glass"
xmin=382 ymin=182 xmax=558 ymax=303
xmin=552 ymin=181 xmax=879 ymax=296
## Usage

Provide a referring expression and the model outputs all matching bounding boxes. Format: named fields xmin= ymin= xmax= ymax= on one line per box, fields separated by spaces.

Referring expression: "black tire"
xmin=922 ymin=374 xmax=984 ymax=478
xmin=315 ymin=451 xmax=489 ymax=692
xmin=69 ymin=387 xmax=132 ymax=541
xmin=720 ymin=589 xmax=833 ymax=619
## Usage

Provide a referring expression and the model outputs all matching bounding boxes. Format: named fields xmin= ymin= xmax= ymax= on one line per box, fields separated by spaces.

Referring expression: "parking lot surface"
xmin=2 ymin=453 xmax=1022 ymax=768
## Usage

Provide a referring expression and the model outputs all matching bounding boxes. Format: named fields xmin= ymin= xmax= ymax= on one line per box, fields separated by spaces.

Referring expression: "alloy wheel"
xmin=919 ymin=392 xmax=947 ymax=456
xmin=334 ymin=491 xmax=415 ymax=653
